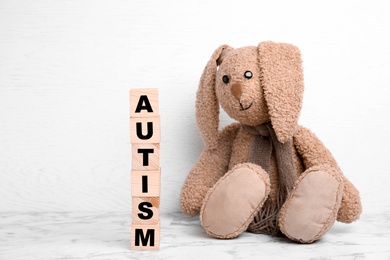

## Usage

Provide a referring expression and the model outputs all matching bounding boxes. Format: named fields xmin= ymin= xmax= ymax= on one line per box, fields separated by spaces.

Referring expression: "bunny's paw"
xmin=279 ymin=169 xmax=343 ymax=243
xmin=200 ymin=163 xmax=270 ymax=239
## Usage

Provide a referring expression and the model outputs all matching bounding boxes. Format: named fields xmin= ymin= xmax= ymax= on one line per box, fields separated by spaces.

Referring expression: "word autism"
xmin=130 ymin=89 xmax=160 ymax=250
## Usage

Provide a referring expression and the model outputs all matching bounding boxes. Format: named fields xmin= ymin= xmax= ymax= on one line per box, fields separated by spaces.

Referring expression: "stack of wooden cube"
xmin=129 ymin=89 xmax=160 ymax=250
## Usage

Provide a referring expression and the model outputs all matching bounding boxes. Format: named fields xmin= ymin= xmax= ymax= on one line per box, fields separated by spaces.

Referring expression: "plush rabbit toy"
xmin=180 ymin=41 xmax=362 ymax=243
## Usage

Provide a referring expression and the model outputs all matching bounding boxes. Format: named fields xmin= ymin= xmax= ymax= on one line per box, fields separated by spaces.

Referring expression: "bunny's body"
xmin=180 ymin=42 xmax=361 ymax=243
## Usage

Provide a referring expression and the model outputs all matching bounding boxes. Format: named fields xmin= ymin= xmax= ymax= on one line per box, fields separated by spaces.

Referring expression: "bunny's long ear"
xmin=196 ymin=45 xmax=233 ymax=150
xmin=258 ymin=41 xmax=304 ymax=143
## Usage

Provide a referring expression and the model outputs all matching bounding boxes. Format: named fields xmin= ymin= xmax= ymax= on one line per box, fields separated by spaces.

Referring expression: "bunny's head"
xmin=196 ymin=41 xmax=304 ymax=149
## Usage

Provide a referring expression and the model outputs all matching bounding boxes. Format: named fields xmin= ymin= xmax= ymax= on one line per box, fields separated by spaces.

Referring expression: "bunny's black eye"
xmin=222 ymin=75 xmax=230 ymax=84
xmin=244 ymin=71 xmax=252 ymax=79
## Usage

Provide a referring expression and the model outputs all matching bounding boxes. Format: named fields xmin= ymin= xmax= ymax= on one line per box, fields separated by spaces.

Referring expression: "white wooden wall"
xmin=1 ymin=0 xmax=389 ymax=215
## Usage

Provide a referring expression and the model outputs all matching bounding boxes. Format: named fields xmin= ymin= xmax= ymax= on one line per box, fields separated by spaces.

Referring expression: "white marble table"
xmin=0 ymin=212 xmax=388 ymax=259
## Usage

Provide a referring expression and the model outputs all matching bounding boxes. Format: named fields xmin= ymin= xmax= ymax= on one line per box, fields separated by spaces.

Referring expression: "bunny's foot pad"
xmin=200 ymin=164 xmax=269 ymax=239
xmin=279 ymin=170 xmax=343 ymax=243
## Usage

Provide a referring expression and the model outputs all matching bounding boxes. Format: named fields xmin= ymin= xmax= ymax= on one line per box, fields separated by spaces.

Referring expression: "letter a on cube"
xmin=130 ymin=89 xmax=159 ymax=117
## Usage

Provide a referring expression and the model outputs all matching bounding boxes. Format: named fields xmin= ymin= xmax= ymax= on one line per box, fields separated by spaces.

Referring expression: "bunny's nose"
xmin=231 ymin=83 xmax=242 ymax=101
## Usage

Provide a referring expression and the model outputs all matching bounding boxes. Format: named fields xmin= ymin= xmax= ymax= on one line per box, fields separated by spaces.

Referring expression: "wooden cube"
xmin=131 ymin=222 xmax=160 ymax=250
xmin=132 ymin=197 xmax=160 ymax=225
xmin=131 ymin=170 xmax=160 ymax=197
xmin=130 ymin=89 xmax=159 ymax=117
xmin=130 ymin=116 xmax=160 ymax=144
xmin=132 ymin=143 xmax=160 ymax=170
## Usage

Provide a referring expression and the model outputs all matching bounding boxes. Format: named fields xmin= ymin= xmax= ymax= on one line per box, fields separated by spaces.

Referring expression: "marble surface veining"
xmin=0 ymin=212 xmax=389 ymax=260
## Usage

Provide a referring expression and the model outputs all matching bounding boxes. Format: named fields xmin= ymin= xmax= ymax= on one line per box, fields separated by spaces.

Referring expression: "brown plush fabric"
xmin=258 ymin=42 xmax=304 ymax=143
xmin=293 ymin=126 xmax=362 ymax=223
xmin=215 ymin=46 xmax=270 ymax=127
xmin=196 ymin=45 xmax=234 ymax=150
xmin=180 ymin=123 xmax=240 ymax=216
xmin=180 ymin=41 xmax=362 ymax=243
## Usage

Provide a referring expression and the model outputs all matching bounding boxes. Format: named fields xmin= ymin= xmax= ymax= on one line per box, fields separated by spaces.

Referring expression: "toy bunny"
xmin=180 ymin=41 xmax=362 ymax=243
